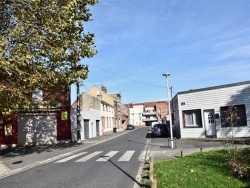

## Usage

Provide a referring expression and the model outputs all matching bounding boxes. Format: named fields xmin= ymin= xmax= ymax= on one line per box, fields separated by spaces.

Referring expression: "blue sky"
xmin=71 ymin=0 xmax=250 ymax=104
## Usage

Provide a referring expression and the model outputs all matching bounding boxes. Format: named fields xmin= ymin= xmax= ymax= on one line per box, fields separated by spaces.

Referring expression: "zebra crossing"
xmin=55 ymin=150 xmax=136 ymax=163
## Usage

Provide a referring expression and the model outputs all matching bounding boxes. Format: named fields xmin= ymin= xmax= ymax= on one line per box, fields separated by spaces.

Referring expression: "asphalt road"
xmin=0 ymin=127 xmax=149 ymax=188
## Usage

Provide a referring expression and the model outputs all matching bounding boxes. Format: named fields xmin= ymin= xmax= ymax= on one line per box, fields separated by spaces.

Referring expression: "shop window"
xmin=183 ymin=109 xmax=202 ymax=128
xmin=220 ymin=105 xmax=247 ymax=127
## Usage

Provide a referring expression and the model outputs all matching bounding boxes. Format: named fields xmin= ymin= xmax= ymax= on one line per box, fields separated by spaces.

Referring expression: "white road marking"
xmin=55 ymin=152 xmax=87 ymax=163
xmin=96 ymin=151 xmax=118 ymax=161
xmin=55 ymin=150 xmax=136 ymax=163
xmin=75 ymin=151 xmax=103 ymax=162
xmin=118 ymin=151 xmax=135 ymax=161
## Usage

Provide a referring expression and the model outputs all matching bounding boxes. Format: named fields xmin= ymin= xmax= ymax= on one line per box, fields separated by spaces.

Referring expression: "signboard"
xmin=5 ymin=124 xmax=12 ymax=136
xmin=61 ymin=111 xmax=68 ymax=120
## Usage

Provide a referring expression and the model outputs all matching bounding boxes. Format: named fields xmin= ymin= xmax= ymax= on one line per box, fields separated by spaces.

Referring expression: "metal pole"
xmin=76 ymin=78 xmax=81 ymax=142
xmin=165 ymin=75 xmax=174 ymax=148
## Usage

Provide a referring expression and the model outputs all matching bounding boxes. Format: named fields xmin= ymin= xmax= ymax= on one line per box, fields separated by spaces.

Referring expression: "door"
xmin=84 ymin=119 xmax=90 ymax=139
xmin=96 ymin=120 xmax=100 ymax=136
xmin=18 ymin=114 xmax=57 ymax=144
xmin=204 ymin=110 xmax=216 ymax=137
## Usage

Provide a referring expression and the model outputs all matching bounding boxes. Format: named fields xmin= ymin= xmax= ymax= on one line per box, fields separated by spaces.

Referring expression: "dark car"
xmin=152 ymin=123 xmax=169 ymax=137
xmin=126 ymin=124 xmax=135 ymax=130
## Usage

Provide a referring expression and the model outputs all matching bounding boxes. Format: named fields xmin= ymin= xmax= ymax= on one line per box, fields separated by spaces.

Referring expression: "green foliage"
xmin=154 ymin=150 xmax=250 ymax=188
xmin=0 ymin=0 xmax=98 ymax=112
xmin=228 ymin=148 xmax=250 ymax=179
xmin=223 ymin=105 xmax=250 ymax=179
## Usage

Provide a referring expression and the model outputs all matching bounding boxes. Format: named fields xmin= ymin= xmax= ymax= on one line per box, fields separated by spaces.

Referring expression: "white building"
xmin=128 ymin=104 xmax=144 ymax=126
xmin=71 ymin=86 xmax=116 ymax=140
xmin=172 ymin=81 xmax=250 ymax=138
xmin=71 ymin=108 xmax=101 ymax=141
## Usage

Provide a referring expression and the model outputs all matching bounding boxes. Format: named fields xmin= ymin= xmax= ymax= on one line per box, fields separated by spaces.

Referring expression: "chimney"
xmin=101 ymin=85 xmax=107 ymax=93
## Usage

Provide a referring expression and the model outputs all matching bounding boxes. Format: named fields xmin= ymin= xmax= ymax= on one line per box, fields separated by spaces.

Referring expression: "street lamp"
xmin=117 ymin=89 xmax=128 ymax=129
xmin=119 ymin=89 xmax=128 ymax=95
xmin=162 ymin=73 xmax=174 ymax=148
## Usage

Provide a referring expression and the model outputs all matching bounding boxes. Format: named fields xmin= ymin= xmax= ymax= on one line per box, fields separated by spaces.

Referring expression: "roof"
xmin=178 ymin=80 xmax=250 ymax=95
xmin=87 ymin=86 xmax=114 ymax=106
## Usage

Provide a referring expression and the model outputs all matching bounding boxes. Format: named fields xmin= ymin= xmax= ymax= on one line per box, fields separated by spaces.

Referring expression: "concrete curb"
xmin=133 ymin=137 xmax=151 ymax=188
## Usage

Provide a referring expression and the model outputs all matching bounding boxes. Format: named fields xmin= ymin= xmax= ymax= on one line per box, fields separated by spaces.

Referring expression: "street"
xmin=0 ymin=127 xmax=149 ymax=188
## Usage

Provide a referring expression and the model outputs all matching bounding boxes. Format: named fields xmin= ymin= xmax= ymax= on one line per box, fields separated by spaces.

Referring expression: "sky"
xmin=71 ymin=0 xmax=250 ymax=105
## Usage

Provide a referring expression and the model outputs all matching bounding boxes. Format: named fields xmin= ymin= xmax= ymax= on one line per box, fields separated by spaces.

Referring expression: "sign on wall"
xmin=61 ymin=111 xmax=68 ymax=120
xmin=5 ymin=124 xmax=12 ymax=136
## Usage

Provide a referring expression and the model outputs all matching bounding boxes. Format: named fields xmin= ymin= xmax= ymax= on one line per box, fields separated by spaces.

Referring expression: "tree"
xmin=0 ymin=0 xmax=98 ymax=113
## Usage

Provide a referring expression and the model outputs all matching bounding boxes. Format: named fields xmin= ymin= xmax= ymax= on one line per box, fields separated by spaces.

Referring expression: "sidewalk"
xmin=0 ymin=130 xmax=129 ymax=179
xmin=150 ymin=137 xmax=250 ymax=162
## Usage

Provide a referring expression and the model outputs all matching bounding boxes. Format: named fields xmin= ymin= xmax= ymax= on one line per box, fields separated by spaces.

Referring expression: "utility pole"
xmin=76 ymin=78 xmax=81 ymax=142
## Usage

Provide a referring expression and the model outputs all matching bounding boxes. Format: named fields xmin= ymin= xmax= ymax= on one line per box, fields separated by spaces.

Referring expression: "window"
xmin=220 ymin=105 xmax=247 ymax=127
xmin=32 ymin=88 xmax=43 ymax=102
xmin=183 ymin=109 xmax=202 ymax=128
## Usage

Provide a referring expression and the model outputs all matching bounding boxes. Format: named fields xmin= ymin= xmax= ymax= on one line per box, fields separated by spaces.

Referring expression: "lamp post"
xmin=117 ymin=89 xmax=127 ymax=129
xmin=119 ymin=89 xmax=128 ymax=95
xmin=162 ymin=73 xmax=174 ymax=148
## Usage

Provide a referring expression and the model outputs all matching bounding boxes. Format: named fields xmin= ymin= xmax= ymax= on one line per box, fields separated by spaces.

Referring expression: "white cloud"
xmin=217 ymin=45 xmax=250 ymax=60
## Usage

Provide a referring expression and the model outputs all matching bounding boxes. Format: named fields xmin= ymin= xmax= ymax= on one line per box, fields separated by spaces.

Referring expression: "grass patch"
xmin=154 ymin=149 xmax=250 ymax=188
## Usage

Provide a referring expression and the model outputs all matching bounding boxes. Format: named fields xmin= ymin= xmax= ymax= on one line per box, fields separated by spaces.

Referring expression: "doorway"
xmin=204 ymin=110 xmax=216 ymax=137
xmin=84 ymin=119 xmax=90 ymax=139
xmin=96 ymin=120 xmax=100 ymax=136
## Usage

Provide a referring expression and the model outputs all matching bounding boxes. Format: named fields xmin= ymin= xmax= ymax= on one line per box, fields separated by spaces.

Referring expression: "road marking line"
xmin=55 ymin=152 xmax=87 ymax=163
xmin=97 ymin=151 xmax=118 ymax=161
xmin=0 ymin=162 xmax=10 ymax=174
xmin=75 ymin=151 xmax=103 ymax=162
xmin=118 ymin=151 xmax=135 ymax=161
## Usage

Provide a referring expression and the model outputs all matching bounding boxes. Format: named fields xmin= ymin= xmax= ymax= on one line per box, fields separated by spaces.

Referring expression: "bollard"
xmin=181 ymin=150 xmax=184 ymax=158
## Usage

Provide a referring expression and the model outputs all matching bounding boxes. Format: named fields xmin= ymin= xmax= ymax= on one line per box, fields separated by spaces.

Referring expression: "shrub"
xmin=228 ymin=148 xmax=250 ymax=180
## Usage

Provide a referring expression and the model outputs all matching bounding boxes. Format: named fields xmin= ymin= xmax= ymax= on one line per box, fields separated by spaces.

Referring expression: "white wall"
xmin=176 ymin=83 xmax=250 ymax=138
xmin=101 ymin=104 xmax=115 ymax=134
xmin=71 ymin=108 xmax=102 ymax=141
xmin=129 ymin=105 xmax=143 ymax=125
xmin=81 ymin=109 xmax=102 ymax=139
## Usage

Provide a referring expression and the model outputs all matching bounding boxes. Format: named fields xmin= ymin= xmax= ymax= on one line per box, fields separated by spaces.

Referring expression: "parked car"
xmin=126 ymin=124 xmax=135 ymax=130
xmin=151 ymin=121 xmax=160 ymax=130
xmin=152 ymin=123 xmax=169 ymax=137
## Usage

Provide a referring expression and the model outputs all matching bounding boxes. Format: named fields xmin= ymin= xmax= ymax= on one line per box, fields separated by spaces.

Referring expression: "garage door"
xmin=84 ymin=119 xmax=90 ymax=139
xmin=18 ymin=113 xmax=57 ymax=145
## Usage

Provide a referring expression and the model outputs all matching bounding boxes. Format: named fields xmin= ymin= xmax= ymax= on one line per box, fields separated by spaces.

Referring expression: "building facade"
xmin=1 ymin=86 xmax=72 ymax=147
xmin=109 ymin=93 xmax=129 ymax=130
xmin=127 ymin=103 xmax=144 ymax=126
xmin=72 ymin=85 xmax=115 ymax=138
xmin=126 ymin=101 xmax=168 ymax=127
xmin=172 ymin=81 xmax=250 ymax=138
xmin=71 ymin=92 xmax=102 ymax=141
